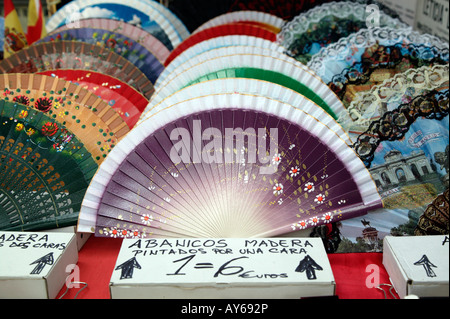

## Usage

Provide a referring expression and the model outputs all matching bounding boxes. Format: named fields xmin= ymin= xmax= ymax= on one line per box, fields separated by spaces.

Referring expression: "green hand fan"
xmin=0 ymin=99 xmax=97 ymax=231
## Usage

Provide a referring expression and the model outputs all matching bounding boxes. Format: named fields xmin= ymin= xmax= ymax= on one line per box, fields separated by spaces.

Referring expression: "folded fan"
xmin=0 ymin=99 xmax=96 ymax=231
xmin=0 ymin=41 xmax=155 ymax=101
xmin=78 ymin=93 xmax=382 ymax=238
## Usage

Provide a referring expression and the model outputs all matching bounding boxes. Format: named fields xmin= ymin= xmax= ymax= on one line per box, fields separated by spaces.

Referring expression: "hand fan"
xmin=37 ymin=70 xmax=149 ymax=129
xmin=277 ymin=1 xmax=409 ymax=64
xmin=141 ymin=46 xmax=349 ymax=126
xmin=46 ymin=18 xmax=170 ymax=64
xmin=45 ymin=0 xmax=189 ymax=51
xmin=37 ymin=28 xmax=165 ymax=84
xmin=0 ymin=41 xmax=155 ymax=100
xmin=164 ymin=23 xmax=278 ymax=66
xmin=0 ymin=99 xmax=96 ymax=231
xmin=78 ymin=93 xmax=382 ymax=237
xmin=193 ymin=11 xmax=285 ymax=34
xmin=142 ymin=78 xmax=351 ymax=147
xmin=158 ymin=35 xmax=285 ymax=87
xmin=337 ymin=89 xmax=449 ymax=252
xmin=343 ymin=64 xmax=449 ymax=134
xmin=0 ymin=73 xmax=128 ymax=163
xmin=307 ymin=27 xmax=449 ymax=107
xmin=415 ymin=188 xmax=449 ymax=236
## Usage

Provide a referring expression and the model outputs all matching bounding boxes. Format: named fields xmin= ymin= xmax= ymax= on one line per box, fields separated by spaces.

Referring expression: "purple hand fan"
xmin=78 ymin=93 xmax=382 ymax=238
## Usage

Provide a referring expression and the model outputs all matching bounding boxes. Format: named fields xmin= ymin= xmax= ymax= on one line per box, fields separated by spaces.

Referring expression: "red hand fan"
xmin=38 ymin=70 xmax=149 ymax=129
xmin=164 ymin=23 xmax=278 ymax=66
xmin=78 ymin=93 xmax=382 ymax=238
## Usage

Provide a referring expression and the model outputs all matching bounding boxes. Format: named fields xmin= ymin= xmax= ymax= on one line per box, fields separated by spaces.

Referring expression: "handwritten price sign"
xmin=110 ymin=238 xmax=335 ymax=299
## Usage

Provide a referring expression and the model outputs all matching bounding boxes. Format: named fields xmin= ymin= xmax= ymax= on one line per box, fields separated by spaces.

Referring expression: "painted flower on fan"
xmin=296 ymin=220 xmax=308 ymax=230
xmin=106 ymin=227 xmax=120 ymax=238
xmin=18 ymin=110 xmax=28 ymax=119
xmin=141 ymin=214 xmax=153 ymax=225
xmin=26 ymin=128 xmax=35 ymax=136
xmin=315 ymin=194 xmax=326 ymax=205
xmin=13 ymin=95 xmax=30 ymax=106
xmin=290 ymin=166 xmax=300 ymax=177
xmin=15 ymin=123 xmax=24 ymax=132
xmin=304 ymin=182 xmax=315 ymax=193
xmin=130 ymin=230 xmax=141 ymax=239
xmin=273 ymin=183 xmax=284 ymax=196
xmin=322 ymin=212 xmax=333 ymax=224
xmin=272 ymin=153 xmax=282 ymax=165
xmin=119 ymin=229 xmax=131 ymax=238
xmin=35 ymin=97 xmax=52 ymax=112
xmin=41 ymin=122 xmax=59 ymax=137
xmin=309 ymin=216 xmax=320 ymax=226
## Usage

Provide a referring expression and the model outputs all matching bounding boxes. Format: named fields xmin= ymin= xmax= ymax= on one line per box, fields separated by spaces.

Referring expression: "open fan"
xmin=37 ymin=70 xmax=149 ymax=129
xmin=158 ymin=35 xmax=285 ymax=86
xmin=193 ymin=11 xmax=285 ymax=34
xmin=37 ymin=28 xmax=165 ymax=84
xmin=0 ymin=99 xmax=97 ymax=231
xmin=78 ymin=93 xmax=382 ymax=237
xmin=415 ymin=189 xmax=449 ymax=236
xmin=0 ymin=73 xmax=128 ymax=163
xmin=336 ymin=88 xmax=449 ymax=252
xmin=45 ymin=0 xmax=189 ymax=51
xmin=278 ymin=1 xmax=409 ymax=64
xmin=164 ymin=23 xmax=278 ymax=66
xmin=47 ymin=18 xmax=171 ymax=64
xmin=343 ymin=64 xmax=449 ymax=135
xmin=0 ymin=41 xmax=155 ymax=100
xmin=141 ymin=46 xmax=349 ymax=126
xmin=307 ymin=27 xmax=449 ymax=109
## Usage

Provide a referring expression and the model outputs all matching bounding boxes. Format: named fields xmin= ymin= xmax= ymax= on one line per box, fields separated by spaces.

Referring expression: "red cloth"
xmin=57 ymin=236 xmax=398 ymax=299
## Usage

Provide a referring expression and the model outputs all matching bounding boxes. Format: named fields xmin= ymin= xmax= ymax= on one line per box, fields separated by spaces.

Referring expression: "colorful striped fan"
xmin=78 ymin=93 xmax=382 ymax=237
xmin=37 ymin=28 xmax=165 ymax=84
xmin=141 ymin=46 xmax=349 ymax=126
xmin=37 ymin=70 xmax=149 ymax=129
xmin=0 ymin=41 xmax=155 ymax=100
xmin=0 ymin=99 xmax=97 ymax=231
xmin=307 ymin=27 xmax=449 ymax=109
xmin=158 ymin=35 xmax=285 ymax=86
xmin=0 ymin=73 xmax=128 ymax=163
xmin=278 ymin=1 xmax=409 ymax=64
xmin=193 ymin=11 xmax=285 ymax=34
xmin=164 ymin=23 xmax=278 ymax=66
xmin=45 ymin=0 xmax=189 ymax=51
xmin=47 ymin=18 xmax=171 ymax=64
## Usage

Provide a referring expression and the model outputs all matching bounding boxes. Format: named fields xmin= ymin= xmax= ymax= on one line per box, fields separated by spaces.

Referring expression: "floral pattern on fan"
xmin=93 ymin=107 xmax=380 ymax=239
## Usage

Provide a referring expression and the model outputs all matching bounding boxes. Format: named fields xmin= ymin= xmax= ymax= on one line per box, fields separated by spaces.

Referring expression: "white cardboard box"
xmin=383 ymin=235 xmax=449 ymax=299
xmin=0 ymin=231 xmax=78 ymax=299
xmin=109 ymin=238 xmax=335 ymax=299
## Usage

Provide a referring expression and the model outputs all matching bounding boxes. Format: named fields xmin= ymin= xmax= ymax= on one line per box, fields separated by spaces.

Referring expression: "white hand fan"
xmin=45 ymin=0 xmax=189 ymax=50
xmin=141 ymin=46 xmax=349 ymax=125
xmin=78 ymin=93 xmax=382 ymax=238
xmin=193 ymin=11 xmax=285 ymax=34
xmin=158 ymin=35 xmax=286 ymax=86
xmin=145 ymin=78 xmax=351 ymax=146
